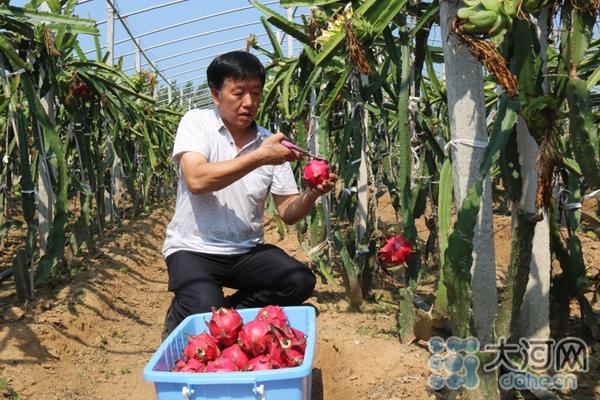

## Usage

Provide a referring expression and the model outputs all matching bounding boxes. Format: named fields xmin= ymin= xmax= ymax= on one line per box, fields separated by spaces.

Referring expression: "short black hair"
xmin=206 ymin=51 xmax=266 ymax=91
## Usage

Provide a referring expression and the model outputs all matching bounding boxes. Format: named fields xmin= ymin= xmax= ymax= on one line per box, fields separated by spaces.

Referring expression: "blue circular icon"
xmin=428 ymin=336 xmax=445 ymax=354
xmin=429 ymin=355 xmax=444 ymax=371
xmin=447 ymin=336 xmax=465 ymax=353
xmin=444 ymin=353 xmax=464 ymax=373
xmin=429 ymin=374 xmax=446 ymax=390
xmin=464 ymin=337 xmax=480 ymax=354
xmin=446 ymin=373 xmax=464 ymax=390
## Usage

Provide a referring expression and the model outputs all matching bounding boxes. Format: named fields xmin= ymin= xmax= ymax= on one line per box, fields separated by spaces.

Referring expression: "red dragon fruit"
xmin=248 ymin=354 xmax=277 ymax=371
xmin=172 ymin=359 xmax=188 ymax=372
xmin=303 ymin=159 xmax=330 ymax=189
xmin=270 ymin=325 xmax=306 ymax=366
xmin=205 ymin=307 xmax=243 ymax=347
xmin=284 ymin=347 xmax=304 ymax=367
xmin=238 ymin=320 xmax=274 ymax=356
xmin=221 ymin=344 xmax=250 ymax=371
xmin=174 ymin=357 xmax=206 ymax=373
xmin=255 ymin=305 xmax=288 ymax=328
xmin=183 ymin=333 xmax=221 ymax=362
xmin=205 ymin=357 xmax=238 ymax=373
xmin=271 ymin=324 xmax=307 ymax=352
xmin=378 ymin=234 xmax=414 ymax=265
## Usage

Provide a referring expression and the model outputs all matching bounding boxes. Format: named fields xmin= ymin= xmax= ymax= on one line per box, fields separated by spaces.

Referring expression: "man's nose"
xmin=241 ymin=93 xmax=254 ymax=107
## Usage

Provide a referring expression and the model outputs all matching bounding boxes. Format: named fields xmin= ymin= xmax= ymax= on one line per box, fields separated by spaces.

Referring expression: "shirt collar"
xmin=213 ymin=107 xmax=261 ymax=141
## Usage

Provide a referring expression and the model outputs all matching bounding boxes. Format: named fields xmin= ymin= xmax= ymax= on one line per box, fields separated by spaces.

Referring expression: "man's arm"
xmin=179 ymin=133 xmax=301 ymax=194
xmin=273 ymin=174 xmax=338 ymax=225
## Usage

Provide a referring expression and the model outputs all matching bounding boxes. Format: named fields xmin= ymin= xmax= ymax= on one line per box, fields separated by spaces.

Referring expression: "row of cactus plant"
xmin=252 ymin=0 xmax=598 ymax=397
xmin=0 ymin=0 xmax=181 ymax=297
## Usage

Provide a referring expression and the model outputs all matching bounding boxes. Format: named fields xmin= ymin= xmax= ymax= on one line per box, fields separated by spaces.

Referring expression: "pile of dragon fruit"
xmin=171 ymin=305 xmax=306 ymax=373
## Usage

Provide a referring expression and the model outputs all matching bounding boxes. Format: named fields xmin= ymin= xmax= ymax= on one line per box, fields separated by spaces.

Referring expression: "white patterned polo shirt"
xmin=162 ymin=108 xmax=299 ymax=258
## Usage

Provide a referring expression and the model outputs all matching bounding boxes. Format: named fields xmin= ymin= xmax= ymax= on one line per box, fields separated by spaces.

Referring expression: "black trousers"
xmin=163 ymin=244 xmax=316 ymax=336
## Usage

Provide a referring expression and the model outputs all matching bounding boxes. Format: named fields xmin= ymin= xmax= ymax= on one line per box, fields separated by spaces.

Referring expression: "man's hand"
xmin=305 ymin=173 xmax=339 ymax=201
xmin=257 ymin=133 xmax=303 ymax=165
xmin=273 ymin=172 xmax=339 ymax=224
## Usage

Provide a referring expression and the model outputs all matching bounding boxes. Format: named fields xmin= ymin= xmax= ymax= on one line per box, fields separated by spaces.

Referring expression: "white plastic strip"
xmin=0 ymin=68 xmax=26 ymax=79
xmin=444 ymin=138 xmax=488 ymax=155
xmin=583 ymin=189 xmax=600 ymax=201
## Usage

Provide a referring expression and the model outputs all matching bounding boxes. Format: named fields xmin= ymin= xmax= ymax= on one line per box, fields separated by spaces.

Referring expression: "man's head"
xmin=207 ymin=51 xmax=265 ymax=91
xmin=207 ymin=51 xmax=266 ymax=134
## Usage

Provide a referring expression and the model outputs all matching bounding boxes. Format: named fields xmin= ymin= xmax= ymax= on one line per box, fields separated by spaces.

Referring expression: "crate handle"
xmin=253 ymin=384 xmax=266 ymax=400
xmin=181 ymin=385 xmax=194 ymax=399
xmin=181 ymin=378 xmax=263 ymax=399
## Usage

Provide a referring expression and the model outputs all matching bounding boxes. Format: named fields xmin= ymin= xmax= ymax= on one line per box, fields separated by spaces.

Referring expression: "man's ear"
xmin=210 ymin=88 xmax=221 ymax=106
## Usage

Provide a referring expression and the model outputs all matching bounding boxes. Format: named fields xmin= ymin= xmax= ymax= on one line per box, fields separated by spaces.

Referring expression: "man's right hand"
xmin=257 ymin=133 xmax=303 ymax=165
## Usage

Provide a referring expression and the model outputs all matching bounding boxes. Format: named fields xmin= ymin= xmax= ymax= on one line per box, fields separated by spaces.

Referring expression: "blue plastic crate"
xmin=143 ymin=306 xmax=316 ymax=400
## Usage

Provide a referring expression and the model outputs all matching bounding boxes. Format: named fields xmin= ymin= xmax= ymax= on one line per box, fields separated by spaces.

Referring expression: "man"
xmin=161 ymin=51 xmax=337 ymax=337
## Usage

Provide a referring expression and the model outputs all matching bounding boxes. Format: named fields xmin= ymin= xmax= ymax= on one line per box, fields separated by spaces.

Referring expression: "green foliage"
xmin=0 ymin=377 xmax=20 ymax=400
xmin=0 ymin=2 xmax=180 ymax=290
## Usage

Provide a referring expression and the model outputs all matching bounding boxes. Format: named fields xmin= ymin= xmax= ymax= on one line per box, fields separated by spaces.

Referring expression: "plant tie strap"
xmin=21 ymin=188 xmax=40 ymax=199
xmin=351 ymin=101 xmax=364 ymax=115
xmin=0 ymin=68 xmax=25 ymax=79
xmin=408 ymin=96 xmax=420 ymax=113
xmin=342 ymin=187 xmax=357 ymax=195
xmin=583 ymin=189 xmax=600 ymax=202
xmin=558 ymin=188 xmax=582 ymax=210
xmin=307 ymin=240 xmax=329 ymax=257
xmin=444 ymin=139 xmax=488 ymax=155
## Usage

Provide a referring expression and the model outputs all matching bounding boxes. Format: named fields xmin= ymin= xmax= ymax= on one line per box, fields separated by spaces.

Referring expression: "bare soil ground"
xmin=0 ymin=198 xmax=598 ymax=400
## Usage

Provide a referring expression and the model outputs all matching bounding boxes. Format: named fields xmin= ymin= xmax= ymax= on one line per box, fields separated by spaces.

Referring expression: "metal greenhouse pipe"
xmin=105 ymin=0 xmax=176 ymax=92
xmin=96 ymin=0 xmax=193 ymax=25
xmin=123 ymin=33 xmax=269 ymax=73
xmin=118 ymin=21 xmax=262 ymax=58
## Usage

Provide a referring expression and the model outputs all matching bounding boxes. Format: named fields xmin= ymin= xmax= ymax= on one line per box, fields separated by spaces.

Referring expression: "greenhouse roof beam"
xmin=158 ymin=87 xmax=212 ymax=103
xmin=86 ymin=2 xmax=278 ymax=54
xmin=117 ymin=21 xmax=262 ymax=59
xmin=96 ymin=0 xmax=192 ymax=26
xmin=159 ymin=43 xmax=268 ymax=82
xmin=160 ymin=48 xmax=250 ymax=73
xmin=122 ymin=33 xmax=268 ymax=73
xmin=105 ymin=0 xmax=176 ymax=92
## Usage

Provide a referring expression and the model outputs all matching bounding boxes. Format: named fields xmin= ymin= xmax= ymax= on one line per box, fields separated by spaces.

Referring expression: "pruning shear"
xmin=281 ymin=140 xmax=327 ymax=161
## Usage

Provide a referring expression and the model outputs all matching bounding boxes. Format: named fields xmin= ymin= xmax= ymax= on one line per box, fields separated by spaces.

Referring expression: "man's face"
xmin=211 ymin=77 xmax=262 ymax=132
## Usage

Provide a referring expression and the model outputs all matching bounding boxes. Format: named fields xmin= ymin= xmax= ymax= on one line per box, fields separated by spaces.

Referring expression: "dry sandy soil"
xmin=0 ymin=199 xmax=598 ymax=400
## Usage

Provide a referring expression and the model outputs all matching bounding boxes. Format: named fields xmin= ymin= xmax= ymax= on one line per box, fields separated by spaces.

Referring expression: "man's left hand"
xmin=307 ymin=173 xmax=338 ymax=200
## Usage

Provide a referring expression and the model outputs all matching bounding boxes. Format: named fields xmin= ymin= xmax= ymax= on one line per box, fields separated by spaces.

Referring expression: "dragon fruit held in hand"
xmin=303 ymin=159 xmax=330 ymax=189
xmin=206 ymin=307 xmax=243 ymax=347
xmin=378 ymin=234 xmax=414 ymax=265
